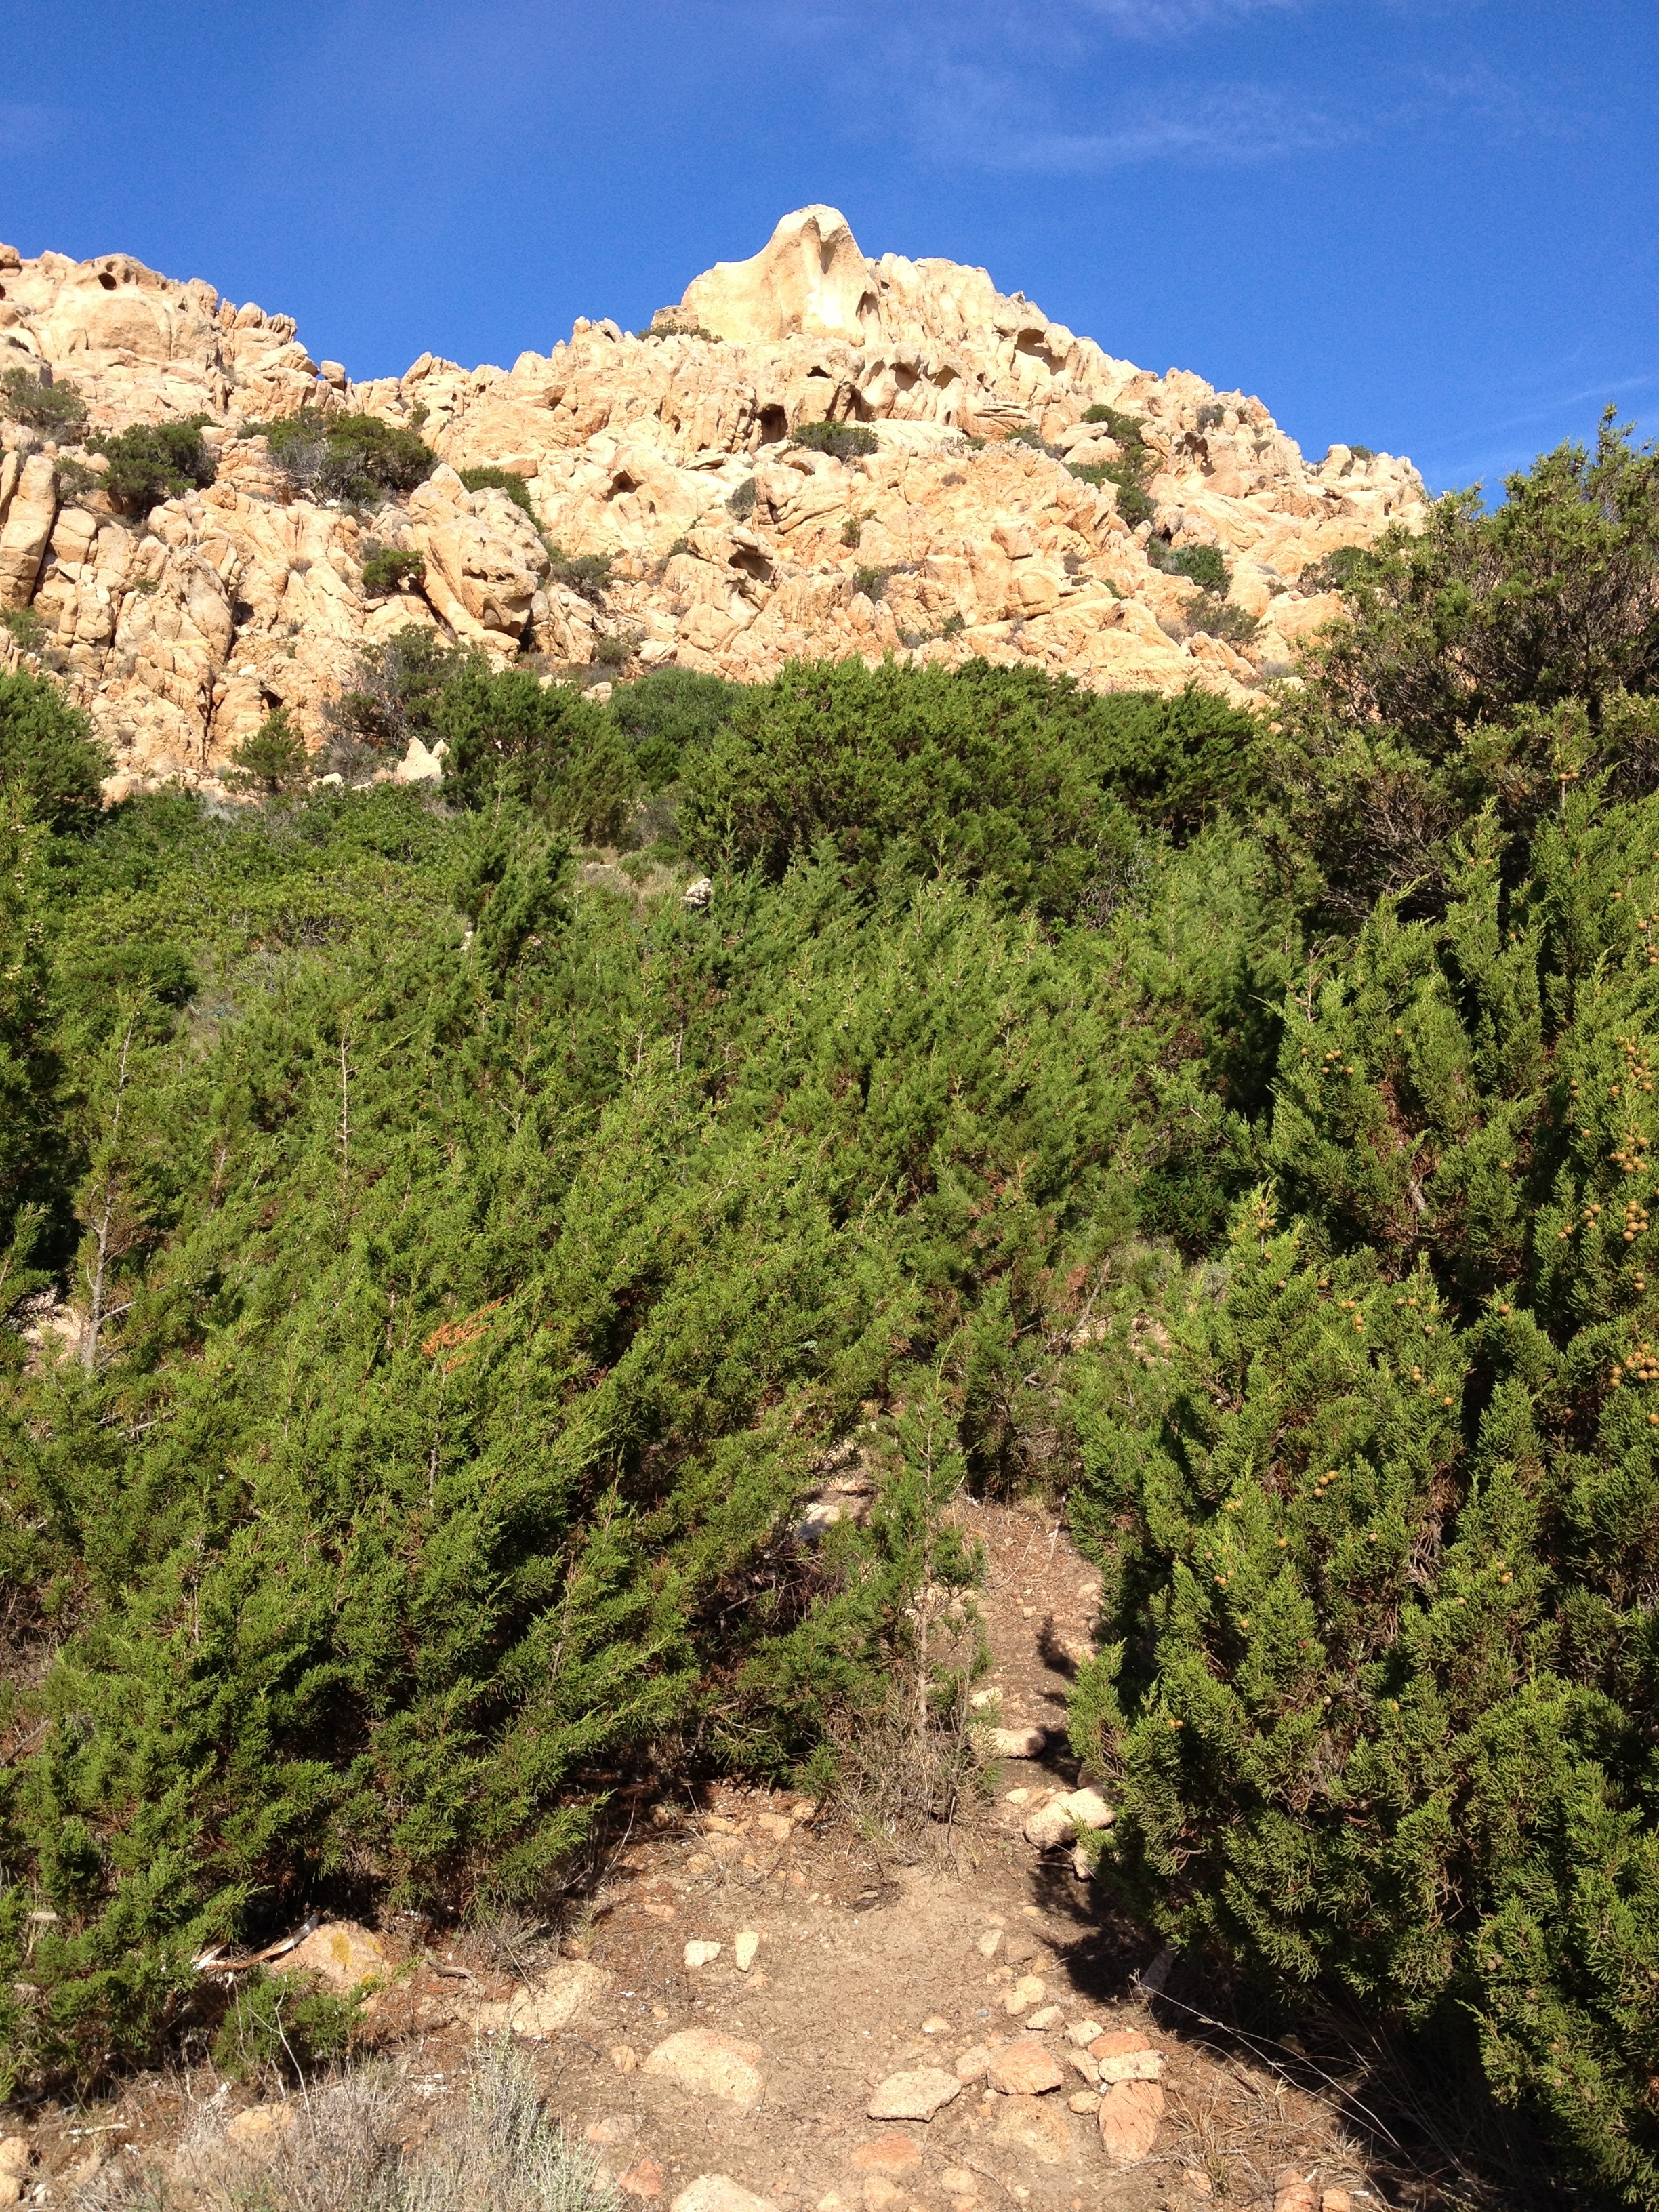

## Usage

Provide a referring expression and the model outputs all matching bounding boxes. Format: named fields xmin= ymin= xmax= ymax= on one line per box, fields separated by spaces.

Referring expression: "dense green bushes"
xmin=0 ymin=641 xmax=1296 ymax=2089
xmin=0 ymin=670 xmax=110 ymax=834
xmin=675 ymin=658 xmax=1261 ymax=909
xmin=1068 ymin=421 xmax=1659 ymax=2205
xmin=12 ymin=422 xmax=1659 ymax=2196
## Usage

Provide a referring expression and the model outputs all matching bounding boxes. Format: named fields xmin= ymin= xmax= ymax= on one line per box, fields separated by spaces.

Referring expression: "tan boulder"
xmin=273 ymin=1920 xmax=386 ymax=1990
xmin=1098 ymin=2079 xmax=1164 ymax=2166
xmin=985 ymin=2040 xmax=1065 ymax=2097
xmin=866 ymin=2068 xmax=961 ymax=2121
xmin=643 ymin=2028 xmax=766 ymax=2110
xmin=466 ymin=1959 xmax=606 ymax=2036
xmin=670 ymin=2179 xmax=778 ymax=2212
xmin=0 ymin=456 xmax=57 ymax=609
xmin=409 ymin=466 xmax=548 ymax=647
xmin=1023 ymin=1788 xmax=1113 ymax=1850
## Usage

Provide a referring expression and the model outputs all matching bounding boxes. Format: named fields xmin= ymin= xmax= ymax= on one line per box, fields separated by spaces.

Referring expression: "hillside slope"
xmin=0 ymin=207 xmax=1424 ymax=795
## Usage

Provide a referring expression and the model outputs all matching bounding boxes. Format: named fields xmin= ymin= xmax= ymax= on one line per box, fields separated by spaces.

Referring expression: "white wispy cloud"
xmin=1068 ymin=0 xmax=1308 ymax=37
xmin=905 ymin=58 xmax=1353 ymax=173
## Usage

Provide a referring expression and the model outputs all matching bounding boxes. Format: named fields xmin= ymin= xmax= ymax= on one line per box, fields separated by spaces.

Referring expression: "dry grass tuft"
xmin=79 ymin=2041 xmax=620 ymax=2212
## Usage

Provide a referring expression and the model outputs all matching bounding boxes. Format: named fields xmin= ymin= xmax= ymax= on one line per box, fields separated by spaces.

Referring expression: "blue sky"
xmin=2 ymin=0 xmax=1654 ymax=493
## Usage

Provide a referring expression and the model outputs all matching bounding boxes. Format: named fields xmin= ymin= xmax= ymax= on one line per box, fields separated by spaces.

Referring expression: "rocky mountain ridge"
xmin=0 ymin=206 xmax=1428 ymax=794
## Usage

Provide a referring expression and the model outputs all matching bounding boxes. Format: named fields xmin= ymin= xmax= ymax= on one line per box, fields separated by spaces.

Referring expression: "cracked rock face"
xmin=0 ymin=207 xmax=1427 ymax=796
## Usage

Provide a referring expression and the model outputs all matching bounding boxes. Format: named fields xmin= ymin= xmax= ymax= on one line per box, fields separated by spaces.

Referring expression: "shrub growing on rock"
xmin=1184 ymin=597 xmax=1260 ymax=649
xmin=458 ymin=465 xmax=537 ymax=520
xmin=359 ymin=545 xmax=426 ymax=597
xmin=261 ymin=410 xmax=436 ymax=503
xmin=86 ymin=416 xmax=216 ymax=513
xmin=1149 ymin=541 xmax=1229 ymax=595
xmin=546 ymin=544 xmax=612 ymax=605
xmin=324 ymin=625 xmax=466 ymax=764
xmin=790 ymin=419 xmax=878 ymax=462
xmin=0 ymin=368 xmax=88 ymax=440
xmin=1072 ymin=406 xmax=1157 ymax=527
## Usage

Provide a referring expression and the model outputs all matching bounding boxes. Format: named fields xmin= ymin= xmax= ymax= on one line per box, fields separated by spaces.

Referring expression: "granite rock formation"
xmin=0 ymin=211 xmax=1427 ymax=792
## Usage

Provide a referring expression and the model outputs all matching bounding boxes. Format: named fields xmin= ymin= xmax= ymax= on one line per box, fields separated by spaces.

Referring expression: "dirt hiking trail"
xmin=1 ymin=1502 xmax=1462 ymax=2212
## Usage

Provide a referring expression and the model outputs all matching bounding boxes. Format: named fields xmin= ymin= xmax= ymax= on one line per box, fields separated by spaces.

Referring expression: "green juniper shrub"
xmin=436 ymin=662 xmax=638 ymax=839
xmin=211 ymin=1968 xmax=364 ymax=2083
xmin=546 ymin=544 xmax=613 ymax=605
xmin=1072 ymin=406 xmax=1157 ymax=527
xmin=1069 ymin=812 xmax=1659 ymax=2196
xmin=1071 ymin=462 xmax=1154 ymax=527
xmin=0 ymin=368 xmax=88 ymax=440
xmin=609 ymin=666 xmax=744 ymax=795
xmin=0 ymin=811 xmax=55 ymax=1296
xmin=675 ymin=656 xmax=1264 ymax=916
xmin=790 ymin=419 xmax=878 ymax=463
xmin=941 ymin=611 xmax=966 ymax=638
xmin=0 ymin=747 xmax=1295 ymax=2085
xmin=85 ymin=416 xmax=216 ymax=514
xmin=1063 ymin=424 xmax=1659 ymax=2205
xmin=1080 ymin=404 xmax=1152 ymax=449
xmin=850 ymin=565 xmax=893 ymax=602
xmin=1260 ymin=415 xmax=1659 ymax=923
xmin=726 ymin=478 xmax=757 ymax=519
xmin=324 ymin=624 xmax=468 ymax=766
xmin=0 ymin=607 xmax=48 ymax=657
xmin=1113 ymin=479 xmax=1157 ymax=529
xmin=49 ymin=457 xmax=100 ymax=506
xmin=224 ymin=705 xmax=311 ymax=798
xmin=1183 ymin=598 xmax=1261 ymax=650
xmin=1007 ymin=424 xmax=1065 ymax=459
xmin=458 ymin=465 xmax=537 ymax=520
xmin=0 ymin=668 xmax=111 ymax=834
xmin=359 ymin=544 xmax=426 ymax=597
xmin=1298 ymin=542 xmax=1377 ymax=596
xmin=1148 ymin=540 xmax=1230 ymax=596
xmin=259 ymin=409 xmax=436 ymax=504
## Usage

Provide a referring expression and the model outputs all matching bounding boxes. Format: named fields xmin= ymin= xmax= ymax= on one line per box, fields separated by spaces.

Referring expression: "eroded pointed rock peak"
xmin=677 ymin=205 xmax=884 ymax=345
